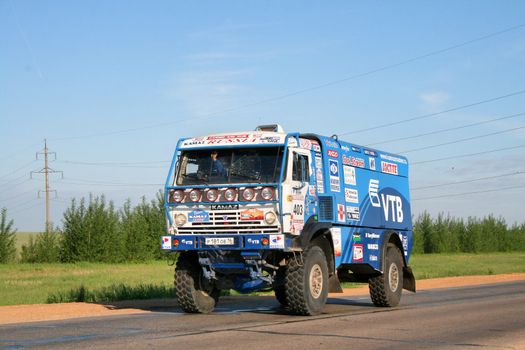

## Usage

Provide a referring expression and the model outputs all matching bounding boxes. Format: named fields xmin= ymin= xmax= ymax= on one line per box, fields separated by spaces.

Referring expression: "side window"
xmin=292 ymin=153 xmax=309 ymax=182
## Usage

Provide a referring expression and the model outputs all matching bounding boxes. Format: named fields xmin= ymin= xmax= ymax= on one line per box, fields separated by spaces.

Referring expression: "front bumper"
xmin=161 ymin=234 xmax=290 ymax=251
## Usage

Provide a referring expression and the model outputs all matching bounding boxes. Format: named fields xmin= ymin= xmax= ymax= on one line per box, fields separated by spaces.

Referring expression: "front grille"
xmin=177 ymin=211 xmax=280 ymax=234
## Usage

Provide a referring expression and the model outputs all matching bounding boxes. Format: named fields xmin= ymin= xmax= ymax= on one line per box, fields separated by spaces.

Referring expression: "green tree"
xmin=20 ymin=229 xmax=61 ymax=263
xmin=0 ymin=208 xmax=17 ymax=263
xmin=60 ymin=195 xmax=123 ymax=262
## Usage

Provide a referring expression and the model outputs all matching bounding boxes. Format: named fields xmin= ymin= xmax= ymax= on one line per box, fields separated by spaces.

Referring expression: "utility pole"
xmin=31 ymin=139 xmax=63 ymax=232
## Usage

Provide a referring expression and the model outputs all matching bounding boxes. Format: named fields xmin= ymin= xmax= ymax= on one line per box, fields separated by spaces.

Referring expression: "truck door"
xmin=283 ymin=148 xmax=314 ymax=234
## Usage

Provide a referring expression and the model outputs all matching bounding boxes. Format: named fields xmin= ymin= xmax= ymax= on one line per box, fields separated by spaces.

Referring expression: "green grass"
xmin=410 ymin=252 xmax=525 ymax=279
xmin=1 ymin=252 xmax=524 ymax=306
xmin=0 ymin=261 xmax=174 ymax=306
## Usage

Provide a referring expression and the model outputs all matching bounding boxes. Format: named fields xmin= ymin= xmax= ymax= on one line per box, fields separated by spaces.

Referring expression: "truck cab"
xmin=162 ymin=124 xmax=415 ymax=315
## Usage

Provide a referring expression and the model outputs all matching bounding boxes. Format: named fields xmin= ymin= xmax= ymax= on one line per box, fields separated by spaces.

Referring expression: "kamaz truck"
xmin=161 ymin=124 xmax=415 ymax=315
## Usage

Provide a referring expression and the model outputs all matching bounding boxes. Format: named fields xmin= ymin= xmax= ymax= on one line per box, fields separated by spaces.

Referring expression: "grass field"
xmin=0 ymin=252 xmax=524 ymax=306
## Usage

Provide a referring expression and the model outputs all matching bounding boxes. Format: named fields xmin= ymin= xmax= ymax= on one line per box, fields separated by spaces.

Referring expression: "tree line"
xmin=0 ymin=193 xmax=165 ymax=263
xmin=1 ymin=201 xmax=525 ymax=263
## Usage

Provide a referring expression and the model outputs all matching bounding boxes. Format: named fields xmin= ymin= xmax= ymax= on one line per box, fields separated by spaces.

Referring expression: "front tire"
xmin=175 ymin=253 xmax=219 ymax=314
xmin=369 ymin=243 xmax=403 ymax=307
xmin=285 ymin=246 xmax=329 ymax=315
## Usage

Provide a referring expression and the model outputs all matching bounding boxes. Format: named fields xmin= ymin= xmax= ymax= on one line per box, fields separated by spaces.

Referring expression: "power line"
xmin=56 ymin=160 xmax=167 ymax=168
xmin=49 ymin=22 xmax=525 ymax=142
xmin=339 ymin=89 xmax=525 ymax=136
xmin=400 ymin=125 xmax=525 ymax=154
xmin=411 ymin=144 xmax=525 ymax=165
xmin=0 ymin=160 xmax=36 ymax=180
xmin=366 ymin=111 xmax=525 ymax=147
xmin=412 ymin=184 xmax=525 ymax=201
xmin=411 ymin=170 xmax=524 ymax=191
xmin=60 ymin=179 xmax=162 ymax=187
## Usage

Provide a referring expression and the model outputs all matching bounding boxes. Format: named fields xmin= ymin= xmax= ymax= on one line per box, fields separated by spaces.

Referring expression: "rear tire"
xmin=369 ymin=243 xmax=403 ymax=307
xmin=175 ymin=253 xmax=219 ymax=313
xmin=285 ymin=246 xmax=329 ymax=315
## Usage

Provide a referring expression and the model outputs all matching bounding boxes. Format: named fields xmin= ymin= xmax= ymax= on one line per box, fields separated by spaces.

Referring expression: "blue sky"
xmin=1 ymin=0 xmax=525 ymax=231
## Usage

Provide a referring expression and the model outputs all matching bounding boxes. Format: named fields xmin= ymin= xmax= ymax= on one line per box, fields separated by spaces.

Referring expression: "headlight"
xmin=170 ymin=190 xmax=184 ymax=203
xmin=189 ymin=189 xmax=201 ymax=202
xmin=175 ymin=214 xmax=187 ymax=227
xmin=206 ymin=189 xmax=218 ymax=202
xmin=261 ymin=187 xmax=274 ymax=200
xmin=242 ymin=188 xmax=255 ymax=201
xmin=224 ymin=188 xmax=236 ymax=201
xmin=264 ymin=211 xmax=277 ymax=225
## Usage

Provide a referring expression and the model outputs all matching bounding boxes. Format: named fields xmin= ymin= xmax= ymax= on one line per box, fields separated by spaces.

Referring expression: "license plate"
xmin=205 ymin=237 xmax=234 ymax=246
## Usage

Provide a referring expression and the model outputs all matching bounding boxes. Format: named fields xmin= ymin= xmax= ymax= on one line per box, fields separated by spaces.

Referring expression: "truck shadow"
xmin=98 ymin=295 xmax=375 ymax=315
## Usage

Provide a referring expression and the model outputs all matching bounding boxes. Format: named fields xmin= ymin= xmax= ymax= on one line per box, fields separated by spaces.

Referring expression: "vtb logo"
xmin=368 ymin=179 xmax=403 ymax=223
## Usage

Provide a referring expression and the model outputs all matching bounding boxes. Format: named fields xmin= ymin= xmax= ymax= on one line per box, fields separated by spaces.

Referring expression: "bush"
xmin=412 ymin=212 xmax=525 ymax=254
xmin=20 ymin=229 xmax=61 ymax=263
xmin=0 ymin=208 xmax=17 ymax=263
xmin=59 ymin=192 xmax=165 ymax=263
xmin=60 ymin=195 xmax=122 ymax=263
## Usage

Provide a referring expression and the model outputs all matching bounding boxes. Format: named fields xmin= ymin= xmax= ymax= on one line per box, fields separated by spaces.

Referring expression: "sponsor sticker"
xmin=364 ymin=149 xmax=377 ymax=157
xmin=353 ymin=233 xmax=361 ymax=242
xmin=343 ymin=165 xmax=356 ymax=185
xmin=346 ymin=206 xmax=360 ymax=221
xmin=380 ymin=154 xmax=408 ymax=164
xmin=352 ymin=146 xmax=361 ymax=152
xmin=352 ymin=244 xmax=364 ymax=262
xmin=341 ymin=145 xmax=350 ymax=151
xmin=381 ymin=161 xmax=399 ymax=175
xmin=351 ymin=157 xmax=365 ymax=168
xmin=369 ymin=157 xmax=376 ymax=171
xmin=316 ymin=168 xmax=324 ymax=194
xmin=331 ymin=227 xmax=342 ymax=257
xmin=369 ymin=255 xmax=378 ymax=262
xmin=365 ymin=232 xmax=380 ymax=239
xmin=329 ymin=159 xmax=340 ymax=192
xmin=345 ymin=188 xmax=359 ymax=203
xmin=337 ymin=203 xmax=345 ymax=222
xmin=367 ymin=243 xmax=379 ymax=250
xmin=269 ymin=234 xmax=285 ymax=249
xmin=315 ymin=156 xmax=323 ymax=169
xmin=188 ymin=210 xmax=209 ymax=222
xmin=327 ymin=149 xmax=339 ymax=158
xmin=325 ymin=139 xmax=339 ymax=148
xmin=161 ymin=236 xmax=171 ymax=250
xmin=240 ymin=208 xmax=264 ymax=220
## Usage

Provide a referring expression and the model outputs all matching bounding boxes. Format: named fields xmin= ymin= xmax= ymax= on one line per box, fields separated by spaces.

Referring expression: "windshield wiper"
xmin=229 ymin=172 xmax=262 ymax=183
xmin=182 ymin=173 xmax=209 ymax=185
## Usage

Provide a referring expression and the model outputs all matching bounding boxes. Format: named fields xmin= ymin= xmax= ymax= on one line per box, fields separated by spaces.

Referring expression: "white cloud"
xmin=419 ymin=91 xmax=450 ymax=106
xmin=169 ymin=69 xmax=253 ymax=116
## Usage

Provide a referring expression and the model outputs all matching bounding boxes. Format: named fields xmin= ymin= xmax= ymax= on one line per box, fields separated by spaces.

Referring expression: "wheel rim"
xmin=388 ymin=263 xmax=399 ymax=292
xmin=309 ymin=264 xmax=323 ymax=299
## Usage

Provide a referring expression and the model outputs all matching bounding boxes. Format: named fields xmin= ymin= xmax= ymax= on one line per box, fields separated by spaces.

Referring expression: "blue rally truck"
xmin=161 ymin=124 xmax=415 ymax=315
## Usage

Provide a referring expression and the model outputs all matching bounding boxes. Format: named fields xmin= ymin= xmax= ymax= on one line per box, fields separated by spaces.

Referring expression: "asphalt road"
xmin=1 ymin=281 xmax=524 ymax=350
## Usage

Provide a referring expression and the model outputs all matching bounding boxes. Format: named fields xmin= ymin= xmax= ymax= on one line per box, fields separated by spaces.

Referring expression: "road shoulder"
xmin=1 ymin=273 xmax=524 ymax=326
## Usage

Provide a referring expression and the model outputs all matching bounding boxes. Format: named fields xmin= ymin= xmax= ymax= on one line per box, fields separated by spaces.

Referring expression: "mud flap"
xmin=403 ymin=266 xmax=416 ymax=292
xmin=328 ymin=273 xmax=343 ymax=293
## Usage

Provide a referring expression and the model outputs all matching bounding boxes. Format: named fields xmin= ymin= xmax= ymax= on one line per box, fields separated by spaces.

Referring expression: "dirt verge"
xmin=1 ymin=273 xmax=524 ymax=326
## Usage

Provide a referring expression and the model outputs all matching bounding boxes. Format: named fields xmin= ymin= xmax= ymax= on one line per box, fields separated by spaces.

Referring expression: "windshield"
xmin=176 ymin=147 xmax=284 ymax=185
